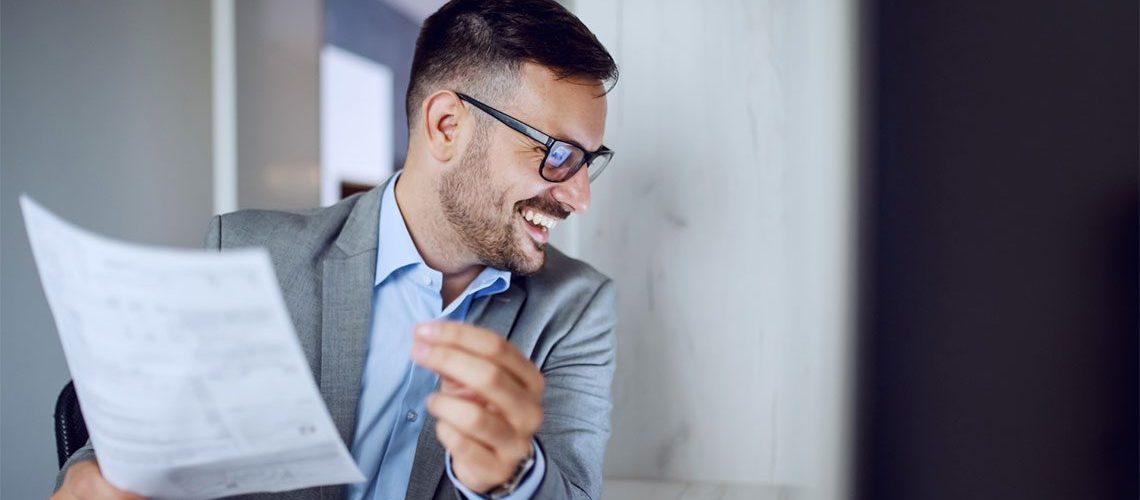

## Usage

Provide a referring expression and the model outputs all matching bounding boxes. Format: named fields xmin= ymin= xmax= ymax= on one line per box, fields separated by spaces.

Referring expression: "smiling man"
xmin=53 ymin=1 xmax=618 ymax=499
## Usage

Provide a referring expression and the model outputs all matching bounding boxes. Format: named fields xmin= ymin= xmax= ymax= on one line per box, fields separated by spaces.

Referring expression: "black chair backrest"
xmin=54 ymin=380 xmax=89 ymax=468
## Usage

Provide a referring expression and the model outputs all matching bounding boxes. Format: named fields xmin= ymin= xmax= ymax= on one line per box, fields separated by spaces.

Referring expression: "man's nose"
xmin=550 ymin=166 xmax=592 ymax=214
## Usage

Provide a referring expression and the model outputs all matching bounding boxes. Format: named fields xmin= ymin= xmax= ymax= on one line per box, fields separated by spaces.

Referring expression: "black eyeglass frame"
xmin=455 ymin=92 xmax=613 ymax=183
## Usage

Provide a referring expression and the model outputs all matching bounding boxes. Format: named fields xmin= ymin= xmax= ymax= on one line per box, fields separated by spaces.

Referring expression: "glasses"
xmin=456 ymin=92 xmax=613 ymax=183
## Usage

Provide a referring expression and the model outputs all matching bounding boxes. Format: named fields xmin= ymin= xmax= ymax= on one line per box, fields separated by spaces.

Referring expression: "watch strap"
xmin=483 ymin=447 xmax=537 ymax=499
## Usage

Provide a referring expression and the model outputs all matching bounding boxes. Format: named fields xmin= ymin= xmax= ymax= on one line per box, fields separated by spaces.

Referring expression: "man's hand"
xmin=52 ymin=459 xmax=144 ymax=500
xmin=412 ymin=321 xmax=545 ymax=493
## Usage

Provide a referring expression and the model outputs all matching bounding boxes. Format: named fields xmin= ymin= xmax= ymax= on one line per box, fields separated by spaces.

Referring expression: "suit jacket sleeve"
xmin=53 ymin=440 xmax=96 ymax=492
xmin=529 ymin=279 xmax=617 ymax=500
xmin=205 ymin=214 xmax=222 ymax=250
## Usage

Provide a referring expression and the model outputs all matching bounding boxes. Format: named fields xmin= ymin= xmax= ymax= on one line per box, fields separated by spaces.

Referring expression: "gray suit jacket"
xmin=57 ymin=180 xmax=616 ymax=500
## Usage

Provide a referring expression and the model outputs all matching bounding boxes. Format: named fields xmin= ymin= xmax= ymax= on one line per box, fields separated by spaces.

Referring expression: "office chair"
xmin=54 ymin=380 xmax=89 ymax=468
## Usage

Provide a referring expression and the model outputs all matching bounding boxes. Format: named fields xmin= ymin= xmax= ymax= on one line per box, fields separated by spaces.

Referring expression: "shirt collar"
xmin=375 ymin=171 xmax=512 ymax=295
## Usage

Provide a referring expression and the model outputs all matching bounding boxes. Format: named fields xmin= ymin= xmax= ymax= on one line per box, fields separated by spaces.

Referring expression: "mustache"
xmin=515 ymin=196 xmax=570 ymax=220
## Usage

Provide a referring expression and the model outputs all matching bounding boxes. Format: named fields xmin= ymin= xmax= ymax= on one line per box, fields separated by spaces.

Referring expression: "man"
xmin=52 ymin=0 xmax=618 ymax=499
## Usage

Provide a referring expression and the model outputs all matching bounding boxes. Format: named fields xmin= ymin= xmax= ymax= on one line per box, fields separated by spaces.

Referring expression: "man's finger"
xmin=414 ymin=321 xmax=544 ymax=395
xmin=441 ymin=376 xmax=486 ymax=404
xmin=413 ymin=342 xmax=542 ymax=433
xmin=426 ymin=393 xmax=531 ymax=461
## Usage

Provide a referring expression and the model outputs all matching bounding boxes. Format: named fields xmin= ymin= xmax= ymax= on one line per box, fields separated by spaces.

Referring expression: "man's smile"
xmin=522 ymin=208 xmax=559 ymax=231
xmin=517 ymin=207 xmax=563 ymax=245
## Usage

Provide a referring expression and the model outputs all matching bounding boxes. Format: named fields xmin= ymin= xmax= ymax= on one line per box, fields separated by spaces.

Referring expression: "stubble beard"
xmin=438 ymin=139 xmax=545 ymax=276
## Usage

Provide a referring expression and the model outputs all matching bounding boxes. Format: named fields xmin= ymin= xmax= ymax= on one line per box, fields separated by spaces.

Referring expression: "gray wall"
xmin=235 ymin=0 xmax=321 ymax=210
xmin=0 ymin=1 xmax=213 ymax=497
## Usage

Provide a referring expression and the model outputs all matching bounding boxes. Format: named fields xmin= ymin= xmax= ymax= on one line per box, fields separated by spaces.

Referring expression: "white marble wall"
xmin=566 ymin=2 xmax=856 ymax=499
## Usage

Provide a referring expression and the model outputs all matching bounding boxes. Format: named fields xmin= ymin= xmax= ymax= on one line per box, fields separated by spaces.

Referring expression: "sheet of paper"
xmin=21 ymin=195 xmax=365 ymax=499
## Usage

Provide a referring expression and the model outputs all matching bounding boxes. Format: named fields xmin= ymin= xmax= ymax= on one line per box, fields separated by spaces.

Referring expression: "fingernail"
xmin=412 ymin=343 xmax=431 ymax=361
xmin=416 ymin=322 xmax=441 ymax=339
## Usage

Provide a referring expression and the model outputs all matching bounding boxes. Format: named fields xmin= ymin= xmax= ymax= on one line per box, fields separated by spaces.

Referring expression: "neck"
xmin=393 ymin=165 xmax=484 ymax=286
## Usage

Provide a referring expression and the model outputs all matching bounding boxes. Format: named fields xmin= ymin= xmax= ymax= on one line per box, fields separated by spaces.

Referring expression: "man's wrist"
xmin=446 ymin=439 xmax=546 ymax=500
xmin=482 ymin=447 xmax=536 ymax=499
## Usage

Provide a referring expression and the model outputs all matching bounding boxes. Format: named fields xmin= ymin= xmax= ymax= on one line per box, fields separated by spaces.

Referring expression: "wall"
xmin=570 ymin=2 xmax=855 ymax=499
xmin=234 ymin=0 xmax=321 ymax=210
xmin=0 ymin=1 xmax=213 ymax=497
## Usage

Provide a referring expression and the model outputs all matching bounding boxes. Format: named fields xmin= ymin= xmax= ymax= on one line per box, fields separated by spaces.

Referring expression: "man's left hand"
xmin=412 ymin=321 xmax=545 ymax=493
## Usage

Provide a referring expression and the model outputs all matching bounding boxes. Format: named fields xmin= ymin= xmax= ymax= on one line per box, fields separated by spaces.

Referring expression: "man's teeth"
xmin=522 ymin=209 xmax=559 ymax=231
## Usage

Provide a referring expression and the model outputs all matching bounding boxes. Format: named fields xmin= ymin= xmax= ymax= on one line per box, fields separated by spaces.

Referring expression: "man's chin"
xmin=514 ymin=248 xmax=546 ymax=276
xmin=509 ymin=242 xmax=546 ymax=276
xmin=478 ymin=241 xmax=545 ymax=276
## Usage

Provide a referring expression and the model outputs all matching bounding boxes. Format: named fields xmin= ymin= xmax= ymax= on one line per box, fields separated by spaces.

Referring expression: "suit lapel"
xmin=404 ymin=285 xmax=527 ymax=500
xmin=320 ymin=253 xmax=375 ymax=447
xmin=469 ymin=284 xmax=526 ymax=341
xmin=314 ymin=181 xmax=387 ymax=500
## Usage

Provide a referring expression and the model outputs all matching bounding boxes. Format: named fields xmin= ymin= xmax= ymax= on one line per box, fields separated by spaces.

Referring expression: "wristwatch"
xmin=483 ymin=448 xmax=536 ymax=499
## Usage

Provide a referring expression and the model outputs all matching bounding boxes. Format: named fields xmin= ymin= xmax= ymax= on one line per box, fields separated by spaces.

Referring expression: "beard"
xmin=438 ymin=136 xmax=564 ymax=276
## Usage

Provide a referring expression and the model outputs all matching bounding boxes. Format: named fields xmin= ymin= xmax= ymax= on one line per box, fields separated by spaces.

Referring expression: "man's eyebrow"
xmin=557 ymin=136 xmax=589 ymax=151
xmin=548 ymin=131 xmax=602 ymax=153
xmin=506 ymin=104 xmax=602 ymax=152
xmin=547 ymin=122 xmax=605 ymax=152
xmin=524 ymin=120 xmax=600 ymax=153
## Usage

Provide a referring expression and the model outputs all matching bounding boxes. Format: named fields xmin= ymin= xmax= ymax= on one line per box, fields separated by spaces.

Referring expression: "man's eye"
xmin=547 ymin=144 xmax=572 ymax=167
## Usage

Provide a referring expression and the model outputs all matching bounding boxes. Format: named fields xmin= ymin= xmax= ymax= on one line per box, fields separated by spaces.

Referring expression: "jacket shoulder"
xmin=207 ymin=193 xmax=365 ymax=259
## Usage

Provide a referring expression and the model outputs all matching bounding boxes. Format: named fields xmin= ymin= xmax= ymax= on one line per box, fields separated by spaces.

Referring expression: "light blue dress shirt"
xmin=347 ymin=172 xmax=545 ymax=500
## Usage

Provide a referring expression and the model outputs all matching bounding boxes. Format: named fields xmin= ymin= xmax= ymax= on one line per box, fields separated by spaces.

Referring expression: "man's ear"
xmin=419 ymin=90 xmax=464 ymax=163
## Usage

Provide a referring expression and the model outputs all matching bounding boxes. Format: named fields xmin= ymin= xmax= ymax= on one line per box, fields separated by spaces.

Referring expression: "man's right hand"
xmin=52 ymin=459 xmax=144 ymax=500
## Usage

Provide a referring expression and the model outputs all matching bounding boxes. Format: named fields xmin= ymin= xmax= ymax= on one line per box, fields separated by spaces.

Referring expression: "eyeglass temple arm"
xmin=456 ymin=93 xmax=553 ymax=146
xmin=457 ymin=92 xmax=613 ymax=160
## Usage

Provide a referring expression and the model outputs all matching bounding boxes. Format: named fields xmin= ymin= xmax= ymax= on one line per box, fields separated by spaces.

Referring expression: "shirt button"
xmin=406 ymin=410 xmax=418 ymax=422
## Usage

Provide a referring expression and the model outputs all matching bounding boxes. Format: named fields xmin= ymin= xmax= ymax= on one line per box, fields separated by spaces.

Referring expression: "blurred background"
xmin=1 ymin=1 xmax=1135 ymax=499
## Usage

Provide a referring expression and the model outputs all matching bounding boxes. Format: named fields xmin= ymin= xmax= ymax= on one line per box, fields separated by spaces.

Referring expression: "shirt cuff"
xmin=445 ymin=440 xmax=546 ymax=500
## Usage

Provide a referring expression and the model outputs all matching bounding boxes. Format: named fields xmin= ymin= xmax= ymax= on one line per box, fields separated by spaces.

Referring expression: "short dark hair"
xmin=406 ymin=0 xmax=618 ymax=130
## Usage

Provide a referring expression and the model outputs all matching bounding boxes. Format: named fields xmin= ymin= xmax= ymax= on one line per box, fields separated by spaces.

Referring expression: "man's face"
xmin=439 ymin=64 xmax=607 ymax=275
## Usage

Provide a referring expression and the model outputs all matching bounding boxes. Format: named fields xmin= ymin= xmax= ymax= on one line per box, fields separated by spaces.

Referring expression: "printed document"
xmin=21 ymin=195 xmax=365 ymax=499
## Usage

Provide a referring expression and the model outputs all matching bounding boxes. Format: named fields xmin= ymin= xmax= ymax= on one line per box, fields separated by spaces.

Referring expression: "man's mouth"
xmin=515 ymin=197 xmax=569 ymax=247
xmin=518 ymin=207 xmax=563 ymax=245
xmin=522 ymin=208 xmax=560 ymax=231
